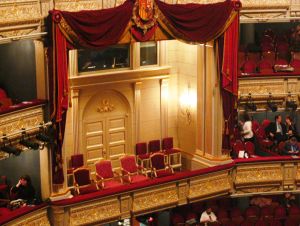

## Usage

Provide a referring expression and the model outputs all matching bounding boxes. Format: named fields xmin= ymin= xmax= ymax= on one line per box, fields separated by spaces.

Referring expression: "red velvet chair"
xmin=231 ymin=207 xmax=244 ymax=225
xmin=73 ymin=167 xmax=98 ymax=195
xmin=285 ymin=217 xmax=300 ymax=226
xmin=162 ymin=137 xmax=182 ymax=170
xmin=245 ymin=206 xmax=259 ymax=222
xmin=262 ymin=119 xmax=271 ymax=129
xmin=257 ymin=58 xmax=273 ymax=73
xmin=252 ymin=120 xmax=260 ymax=132
xmin=148 ymin=139 xmax=161 ymax=153
xmin=150 ymin=152 xmax=174 ymax=178
xmin=288 ymin=205 xmax=300 ymax=216
xmin=95 ymin=160 xmax=123 ymax=189
xmin=245 ymin=141 xmax=255 ymax=156
xmin=261 ymin=206 xmax=273 ymax=219
xmin=274 ymin=205 xmax=287 ymax=220
xmin=120 ymin=155 xmax=148 ymax=184
xmin=136 ymin=142 xmax=150 ymax=169
xmin=278 ymin=141 xmax=286 ymax=153
xmin=67 ymin=154 xmax=84 ymax=174
xmin=290 ymin=58 xmax=300 ymax=72
xmin=232 ymin=140 xmax=245 ymax=158
xmin=171 ymin=213 xmax=185 ymax=226
xmin=241 ymin=59 xmax=257 ymax=74
xmin=217 ymin=209 xmax=230 ymax=225
xmin=255 ymin=219 xmax=268 ymax=226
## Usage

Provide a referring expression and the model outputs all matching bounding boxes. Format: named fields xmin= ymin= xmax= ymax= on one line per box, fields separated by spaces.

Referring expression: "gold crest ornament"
xmin=139 ymin=0 xmax=153 ymax=21
xmin=132 ymin=0 xmax=158 ymax=34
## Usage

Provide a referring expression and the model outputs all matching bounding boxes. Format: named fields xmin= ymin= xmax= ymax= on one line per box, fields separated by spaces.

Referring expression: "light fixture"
xmin=36 ymin=133 xmax=52 ymax=143
xmin=1 ymin=138 xmax=22 ymax=156
xmin=245 ymin=94 xmax=257 ymax=112
xmin=267 ymin=93 xmax=277 ymax=112
xmin=19 ymin=129 xmax=40 ymax=150
xmin=179 ymin=83 xmax=197 ymax=124
xmin=1 ymin=145 xmax=22 ymax=156
xmin=286 ymin=92 xmax=298 ymax=111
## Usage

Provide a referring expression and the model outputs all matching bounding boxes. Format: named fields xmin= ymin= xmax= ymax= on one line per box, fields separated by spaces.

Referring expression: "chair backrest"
xmin=162 ymin=137 xmax=173 ymax=150
xmin=242 ymin=60 xmax=257 ymax=73
xmin=71 ymin=154 xmax=84 ymax=168
xmin=274 ymin=205 xmax=286 ymax=219
xmin=252 ymin=120 xmax=260 ymax=132
xmin=73 ymin=168 xmax=91 ymax=186
xmin=244 ymin=141 xmax=255 ymax=156
xmin=136 ymin=142 xmax=147 ymax=155
xmin=278 ymin=141 xmax=286 ymax=152
xmin=233 ymin=141 xmax=244 ymax=155
xmin=148 ymin=139 xmax=161 ymax=153
xmin=120 ymin=155 xmax=138 ymax=173
xmin=150 ymin=153 xmax=165 ymax=170
xmin=262 ymin=119 xmax=271 ymax=129
xmin=95 ymin=160 xmax=114 ymax=179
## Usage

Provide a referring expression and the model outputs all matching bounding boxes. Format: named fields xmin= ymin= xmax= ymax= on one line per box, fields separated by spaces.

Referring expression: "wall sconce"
xmin=179 ymin=83 xmax=197 ymax=124
xmin=267 ymin=93 xmax=277 ymax=112
xmin=244 ymin=93 xmax=257 ymax=112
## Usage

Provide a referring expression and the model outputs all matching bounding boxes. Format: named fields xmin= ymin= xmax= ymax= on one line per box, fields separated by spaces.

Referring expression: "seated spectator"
xmin=250 ymin=196 xmax=273 ymax=208
xmin=282 ymin=192 xmax=296 ymax=208
xmin=200 ymin=207 xmax=218 ymax=223
xmin=283 ymin=136 xmax=299 ymax=155
xmin=9 ymin=175 xmax=35 ymax=208
xmin=285 ymin=116 xmax=299 ymax=141
xmin=265 ymin=115 xmax=288 ymax=145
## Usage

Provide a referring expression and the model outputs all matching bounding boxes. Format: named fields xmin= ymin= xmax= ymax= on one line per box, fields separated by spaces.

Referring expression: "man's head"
xmin=19 ymin=175 xmax=31 ymax=186
xmin=206 ymin=207 xmax=212 ymax=214
xmin=286 ymin=116 xmax=292 ymax=124
xmin=290 ymin=136 xmax=297 ymax=145
xmin=275 ymin=115 xmax=282 ymax=123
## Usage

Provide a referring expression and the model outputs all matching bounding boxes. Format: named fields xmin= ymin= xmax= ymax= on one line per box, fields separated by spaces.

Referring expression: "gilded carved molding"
xmin=188 ymin=172 xmax=231 ymax=200
xmin=0 ymin=107 xmax=44 ymax=137
xmin=235 ymin=165 xmax=282 ymax=185
xmin=240 ymin=0 xmax=289 ymax=9
xmin=132 ymin=185 xmax=178 ymax=213
xmin=69 ymin=198 xmax=120 ymax=226
xmin=5 ymin=209 xmax=50 ymax=226
xmin=239 ymin=79 xmax=285 ymax=96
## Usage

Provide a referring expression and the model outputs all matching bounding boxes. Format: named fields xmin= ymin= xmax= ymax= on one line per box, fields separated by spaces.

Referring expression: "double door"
xmin=84 ymin=115 xmax=127 ymax=176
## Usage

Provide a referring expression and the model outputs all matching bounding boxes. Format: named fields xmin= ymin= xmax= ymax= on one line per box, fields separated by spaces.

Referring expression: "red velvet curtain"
xmin=219 ymin=15 xmax=239 ymax=152
xmin=155 ymin=0 xmax=239 ymax=43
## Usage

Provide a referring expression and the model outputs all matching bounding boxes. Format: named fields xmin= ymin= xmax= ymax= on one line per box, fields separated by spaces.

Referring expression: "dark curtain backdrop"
xmin=49 ymin=0 xmax=241 ymax=183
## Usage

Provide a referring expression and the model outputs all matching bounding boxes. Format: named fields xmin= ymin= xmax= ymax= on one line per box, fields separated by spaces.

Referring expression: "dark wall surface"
xmin=0 ymin=40 xmax=36 ymax=102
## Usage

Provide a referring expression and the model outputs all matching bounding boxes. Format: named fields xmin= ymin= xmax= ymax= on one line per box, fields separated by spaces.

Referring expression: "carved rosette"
xmin=188 ymin=173 xmax=231 ymax=200
xmin=235 ymin=165 xmax=282 ymax=185
xmin=132 ymin=185 xmax=178 ymax=213
xmin=70 ymin=198 xmax=120 ymax=226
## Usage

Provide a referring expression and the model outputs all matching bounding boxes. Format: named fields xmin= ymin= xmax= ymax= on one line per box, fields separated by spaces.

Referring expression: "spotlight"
xmin=286 ymin=100 xmax=297 ymax=111
xmin=36 ymin=133 xmax=52 ymax=143
xmin=20 ymin=139 xmax=40 ymax=150
xmin=244 ymin=94 xmax=257 ymax=111
xmin=267 ymin=94 xmax=277 ymax=112
xmin=1 ymin=145 xmax=22 ymax=156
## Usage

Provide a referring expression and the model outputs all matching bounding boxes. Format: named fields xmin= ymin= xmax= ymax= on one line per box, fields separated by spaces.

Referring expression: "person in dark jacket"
xmin=265 ymin=114 xmax=287 ymax=144
xmin=285 ymin=116 xmax=299 ymax=141
xmin=10 ymin=175 xmax=35 ymax=205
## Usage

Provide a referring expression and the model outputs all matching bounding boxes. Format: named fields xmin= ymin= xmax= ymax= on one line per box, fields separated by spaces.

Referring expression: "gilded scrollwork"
xmin=188 ymin=173 xmax=231 ymax=199
xmin=240 ymin=0 xmax=289 ymax=9
xmin=0 ymin=107 xmax=43 ymax=137
xmin=0 ymin=3 xmax=40 ymax=26
xmin=133 ymin=185 xmax=178 ymax=213
xmin=70 ymin=199 xmax=120 ymax=226
xmin=235 ymin=166 xmax=282 ymax=185
xmin=239 ymin=80 xmax=285 ymax=96
xmin=7 ymin=210 xmax=50 ymax=226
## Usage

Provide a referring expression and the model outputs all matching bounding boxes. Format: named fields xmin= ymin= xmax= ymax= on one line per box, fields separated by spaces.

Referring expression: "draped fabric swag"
xmin=49 ymin=0 xmax=241 ymax=183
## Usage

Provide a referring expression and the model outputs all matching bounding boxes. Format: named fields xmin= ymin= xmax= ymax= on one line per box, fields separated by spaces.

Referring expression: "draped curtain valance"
xmin=49 ymin=0 xmax=241 ymax=184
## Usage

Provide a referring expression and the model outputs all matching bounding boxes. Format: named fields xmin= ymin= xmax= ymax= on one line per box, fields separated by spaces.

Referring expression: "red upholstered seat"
xmin=232 ymin=140 xmax=245 ymax=157
xmin=258 ymin=59 xmax=273 ymax=73
xmin=255 ymin=219 xmax=268 ymax=226
xmin=171 ymin=213 xmax=185 ymax=225
xmin=290 ymin=59 xmax=300 ymax=72
xmin=288 ymin=205 xmax=300 ymax=216
xmin=136 ymin=142 xmax=150 ymax=169
xmin=274 ymin=205 xmax=287 ymax=220
xmin=242 ymin=60 xmax=257 ymax=74
xmin=0 ymin=89 xmax=7 ymax=99
xmin=67 ymin=154 xmax=84 ymax=174
xmin=120 ymin=155 xmax=148 ymax=184
xmin=245 ymin=206 xmax=260 ymax=219
xmin=274 ymin=58 xmax=288 ymax=66
xmin=148 ymin=139 xmax=161 ymax=153
xmin=252 ymin=120 xmax=260 ymax=132
xmin=150 ymin=152 xmax=174 ymax=178
xmin=231 ymin=207 xmax=242 ymax=218
xmin=245 ymin=141 xmax=255 ymax=156
xmin=285 ymin=217 xmax=300 ymax=226
xmin=262 ymin=119 xmax=271 ymax=129
xmin=261 ymin=206 xmax=273 ymax=218
xmin=162 ymin=137 xmax=181 ymax=170
xmin=278 ymin=142 xmax=286 ymax=153
xmin=73 ymin=167 xmax=98 ymax=195
xmin=95 ymin=160 xmax=122 ymax=189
